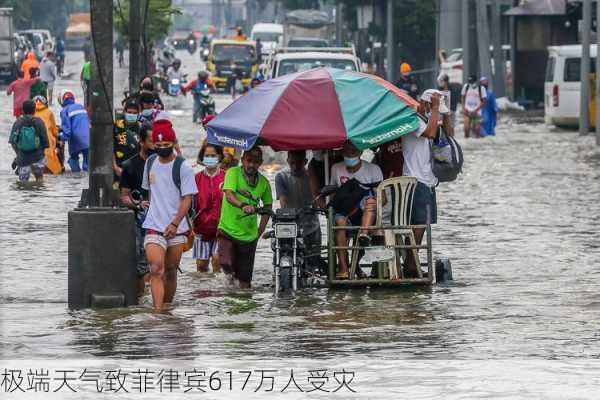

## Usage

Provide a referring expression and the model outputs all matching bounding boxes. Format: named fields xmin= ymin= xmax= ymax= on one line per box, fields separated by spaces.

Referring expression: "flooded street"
xmin=2 ymin=50 xmax=600 ymax=398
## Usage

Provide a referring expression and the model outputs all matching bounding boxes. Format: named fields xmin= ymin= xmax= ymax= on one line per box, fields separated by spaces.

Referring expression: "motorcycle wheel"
xmin=279 ymin=267 xmax=291 ymax=292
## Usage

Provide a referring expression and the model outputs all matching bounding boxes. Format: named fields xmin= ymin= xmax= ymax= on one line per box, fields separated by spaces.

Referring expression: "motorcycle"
xmin=167 ymin=74 xmax=187 ymax=97
xmin=187 ymin=39 xmax=197 ymax=55
xmin=198 ymin=88 xmax=215 ymax=119
xmin=263 ymin=185 xmax=337 ymax=294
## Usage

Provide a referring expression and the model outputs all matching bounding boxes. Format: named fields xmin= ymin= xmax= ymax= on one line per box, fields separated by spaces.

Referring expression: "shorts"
xmin=465 ymin=112 xmax=481 ymax=124
xmin=143 ymin=230 xmax=189 ymax=251
xmin=18 ymin=159 xmax=46 ymax=182
xmin=411 ymin=182 xmax=437 ymax=225
xmin=334 ymin=195 xmax=374 ymax=226
xmin=217 ymin=231 xmax=257 ymax=283
xmin=44 ymin=80 xmax=55 ymax=90
xmin=192 ymin=234 xmax=219 ymax=260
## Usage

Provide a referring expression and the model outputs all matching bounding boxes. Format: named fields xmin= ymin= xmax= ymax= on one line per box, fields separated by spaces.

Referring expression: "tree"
xmin=113 ymin=0 xmax=180 ymax=44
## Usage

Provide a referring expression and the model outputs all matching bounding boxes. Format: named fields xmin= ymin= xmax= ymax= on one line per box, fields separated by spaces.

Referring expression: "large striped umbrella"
xmin=206 ymin=67 xmax=421 ymax=151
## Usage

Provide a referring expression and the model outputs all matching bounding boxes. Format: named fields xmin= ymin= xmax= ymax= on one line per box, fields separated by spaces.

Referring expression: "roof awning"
xmin=504 ymin=0 xmax=567 ymax=16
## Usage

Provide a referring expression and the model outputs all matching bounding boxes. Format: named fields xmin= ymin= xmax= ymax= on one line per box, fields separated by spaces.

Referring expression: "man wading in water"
xmin=142 ymin=120 xmax=197 ymax=310
xmin=217 ymin=146 xmax=273 ymax=289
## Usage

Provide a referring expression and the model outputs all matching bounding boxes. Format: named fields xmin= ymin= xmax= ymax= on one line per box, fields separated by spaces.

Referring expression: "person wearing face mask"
xmin=193 ymin=143 xmax=225 ymax=273
xmin=142 ymin=120 xmax=198 ymax=310
xmin=138 ymin=92 xmax=158 ymax=124
xmin=461 ymin=74 xmax=487 ymax=138
xmin=113 ymin=98 xmax=141 ymax=184
xmin=276 ymin=150 xmax=322 ymax=272
xmin=329 ymin=141 xmax=383 ymax=279
xmin=218 ymin=146 xmax=273 ymax=289
xmin=120 ymin=123 xmax=155 ymax=295
xmin=419 ymin=89 xmax=453 ymax=137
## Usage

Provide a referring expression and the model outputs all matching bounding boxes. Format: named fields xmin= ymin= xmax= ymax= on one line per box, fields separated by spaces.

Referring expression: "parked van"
xmin=545 ymin=45 xmax=596 ymax=128
xmin=250 ymin=23 xmax=283 ymax=56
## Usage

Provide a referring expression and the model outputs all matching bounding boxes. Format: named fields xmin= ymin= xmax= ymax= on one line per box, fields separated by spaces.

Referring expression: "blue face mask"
xmin=124 ymin=113 xmax=138 ymax=124
xmin=203 ymin=156 xmax=219 ymax=168
xmin=141 ymin=108 xmax=153 ymax=117
xmin=344 ymin=156 xmax=361 ymax=168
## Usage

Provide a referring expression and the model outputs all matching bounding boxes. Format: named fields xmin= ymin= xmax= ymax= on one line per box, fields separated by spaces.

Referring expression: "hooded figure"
xmin=59 ymin=91 xmax=90 ymax=172
xmin=34 ymin=96 xmax=62 ymax=175
xmin=21 ymin=52 xmax=40 ymax=80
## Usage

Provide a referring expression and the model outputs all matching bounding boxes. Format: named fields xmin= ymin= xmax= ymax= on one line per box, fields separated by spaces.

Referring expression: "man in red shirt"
xmin=6 ymin=70 xmax=40 ymax=117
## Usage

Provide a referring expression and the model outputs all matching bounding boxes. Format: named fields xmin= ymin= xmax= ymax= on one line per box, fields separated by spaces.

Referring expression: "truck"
xmin=65 ymin=13 xmax=91 ymax=50
xmin=283 ymin=9 xmax=334 ymax=47
xmin=0 ymin=8 xmax=16 ymax=82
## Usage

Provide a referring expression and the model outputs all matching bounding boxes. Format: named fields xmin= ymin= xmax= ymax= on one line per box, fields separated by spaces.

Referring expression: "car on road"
xmin=170 ymin=31 xmax=192 ymax=50
xmin=439 ymin=45 xmax=511 ymax=85
xmin=265 ymin=47 xmax=361 ymax=79
xmin=544 ymin=44 xmax=596 ymax=128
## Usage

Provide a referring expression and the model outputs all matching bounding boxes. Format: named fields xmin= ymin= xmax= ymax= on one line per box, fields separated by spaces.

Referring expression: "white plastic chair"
xmin=375 ymin=177 xmax=421 ymax=279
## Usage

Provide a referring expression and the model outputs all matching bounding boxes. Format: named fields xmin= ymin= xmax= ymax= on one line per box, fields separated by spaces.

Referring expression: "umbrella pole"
xmin=324 ymin=150 xmax=330 ymax=185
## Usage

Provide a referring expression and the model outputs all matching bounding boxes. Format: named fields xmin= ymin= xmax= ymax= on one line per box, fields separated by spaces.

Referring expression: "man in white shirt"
xmin=461 ymin=74 xmax=487 ymax=138
xmin=330 ymin=141 xmax=383 ymax=279
xmin=142 ymin=120 xmax=198 ymax=310
xmin=402 ymin=91 xmax=442 ymax=277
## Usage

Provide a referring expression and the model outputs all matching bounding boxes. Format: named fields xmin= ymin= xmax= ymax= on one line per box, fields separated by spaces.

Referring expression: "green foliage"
xmin=0 ymin=0 xmax=88 ymax=34
xmin=114 ymin=0 xmax=180 ymax=43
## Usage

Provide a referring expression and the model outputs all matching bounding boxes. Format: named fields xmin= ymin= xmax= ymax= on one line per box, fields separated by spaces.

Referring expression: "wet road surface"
xmin=1 ymin=50 xmax=600 ymax=398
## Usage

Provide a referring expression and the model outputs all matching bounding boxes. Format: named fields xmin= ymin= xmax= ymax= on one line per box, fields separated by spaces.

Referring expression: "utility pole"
xmin=476 ymin=0 xmax=493 ymax=86
xmin=336 ymin=3 xmax=343 ymax=47
xmin=68 ymin=0 xmax=137 ymax=309
xmin=596 ymin=1 xmax=600 ymax=145
xmin=129 ymin=0 xmax=142 ymax=93
xmin=461 ymin=0 xmax=471 ymax=83
xmin=491 ymin=0 xmax=506 ymax=97
xmin=580 ymin=0 xmax=592 ymax=136
xmin=386 ymin=0 xmax=394 ymax=83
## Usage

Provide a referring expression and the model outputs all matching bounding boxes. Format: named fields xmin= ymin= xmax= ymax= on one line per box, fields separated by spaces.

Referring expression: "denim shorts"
xmin=411 ymin=182 xmax=437 ymax=225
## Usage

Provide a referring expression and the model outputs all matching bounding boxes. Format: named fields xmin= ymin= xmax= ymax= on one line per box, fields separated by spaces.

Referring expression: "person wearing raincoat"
xmin=21 ymin=52 xmax=40 ymax=80
xmin=33 ymin=95 xmax=62 ymax=175
xmin=59 ymin=91 xmax=90 ymax=172
xmin=480 ymin=77 xmax=498 ymax=137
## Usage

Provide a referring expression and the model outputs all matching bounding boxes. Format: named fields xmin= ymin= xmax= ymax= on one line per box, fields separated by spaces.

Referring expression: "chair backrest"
xmin=375 ymin=177 xmax=418 ymax=227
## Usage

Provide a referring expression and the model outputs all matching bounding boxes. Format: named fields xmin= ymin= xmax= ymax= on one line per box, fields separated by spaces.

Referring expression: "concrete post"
xmin=491 ymin=0 xmax=506 ymax=97
xmin=596 ymin=1 xmax=600 ymax=145
xmin=580 ymin=0 xmax=592 ymax=136
xmin=461 ymin=0 xmax=471 ymax=82
xmin=89 ymin=0 xmax=114 ymax=202
xmin=476 ymin=0 xmax=492 ymax=84
xmin=68 ymin=0 xmax=137 ymax=310
xmin=129 ymin=0 xmax=142 ymax=94
xmin=386 ymin=0 xmax=394 ymax=83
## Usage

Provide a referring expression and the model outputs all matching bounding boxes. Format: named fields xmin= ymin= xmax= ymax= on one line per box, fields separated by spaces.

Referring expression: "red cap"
xmin=202 ymin=114 xmax=215 ymax=126
xmin=152 ymin=119 xmax=177 ymax=143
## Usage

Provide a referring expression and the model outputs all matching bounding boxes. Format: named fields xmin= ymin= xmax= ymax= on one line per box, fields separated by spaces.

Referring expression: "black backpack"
xmin=145 ymin=154 xmax=197 ymax=219
xmin=431 ymin=127 xmax=464 ymax=183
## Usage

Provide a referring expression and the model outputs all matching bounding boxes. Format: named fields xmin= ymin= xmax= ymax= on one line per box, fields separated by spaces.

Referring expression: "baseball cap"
xmin=152 ymin=119 xmax=177 ymax=143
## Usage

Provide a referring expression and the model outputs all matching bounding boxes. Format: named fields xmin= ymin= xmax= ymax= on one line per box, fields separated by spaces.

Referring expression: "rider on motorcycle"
xmin=183 ymin=71 xmax=216 ymax=123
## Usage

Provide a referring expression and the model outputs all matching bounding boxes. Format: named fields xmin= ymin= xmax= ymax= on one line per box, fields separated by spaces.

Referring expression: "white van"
xmin=250 ymin=23 xmax=283 ymax=56
xmin=545 ymin=45 xmax=596 ymax=128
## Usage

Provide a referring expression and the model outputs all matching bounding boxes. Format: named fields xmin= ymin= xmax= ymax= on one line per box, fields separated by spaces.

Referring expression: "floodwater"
xmin=1 ymin=51 xmax=600 ymax=399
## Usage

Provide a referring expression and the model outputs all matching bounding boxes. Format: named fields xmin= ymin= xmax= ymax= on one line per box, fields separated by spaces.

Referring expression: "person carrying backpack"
xmin=142 ymin=119 xmax=198 ymax=310
xmin=461 ymin=74 xmax=487 ymax=138
xmin=9 ymin=100 xmax=49 ymax=183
